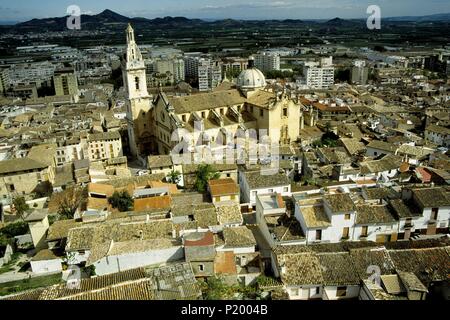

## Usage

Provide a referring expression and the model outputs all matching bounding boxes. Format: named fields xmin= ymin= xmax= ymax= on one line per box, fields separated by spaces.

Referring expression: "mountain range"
xmin=6 ymin=9 xmax=450 ymax=30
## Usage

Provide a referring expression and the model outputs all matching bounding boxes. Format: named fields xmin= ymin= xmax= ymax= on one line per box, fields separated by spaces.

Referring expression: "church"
xmin=123 ymin=24 xmax=305 ymax=162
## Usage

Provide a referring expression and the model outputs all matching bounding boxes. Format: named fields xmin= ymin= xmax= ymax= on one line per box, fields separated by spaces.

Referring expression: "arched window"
xmin=135 ymin=77 xmax=140 ymax=90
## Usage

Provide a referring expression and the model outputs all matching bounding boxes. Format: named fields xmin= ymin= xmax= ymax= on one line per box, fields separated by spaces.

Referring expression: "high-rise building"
xmin=53 ymin=68 xmax=79 ymax=97
xmin=303 ymin=56 xmax=335 ymax=89
xmin=254 ymin=52 xmax=281 ymax=72
xmin=0 ymin=68 xmax=9 ymax=95
xmin=351 ymin=60 xmax=369 ymax=85
xmin=197 ymin=58 xmax=210 ymax=92
xmin=153 ymin=58 xmax=185 ymax=83
xmin=122 ymin=24 xmax=152 ymax=157
xmin=208 ymin=60 xmax=222 ymax=89
xmin=184 ymin=55 xmax=221 ymax=91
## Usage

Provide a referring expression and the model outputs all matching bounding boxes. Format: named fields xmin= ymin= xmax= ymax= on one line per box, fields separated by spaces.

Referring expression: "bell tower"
xmin=122 ymin=23 xmax=151 ymax=158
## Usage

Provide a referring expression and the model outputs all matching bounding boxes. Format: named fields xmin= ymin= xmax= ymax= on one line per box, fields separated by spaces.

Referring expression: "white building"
xmin=302 ymin=57 xmax=334 ymax=89
xmin=87 ymin=131 xmax=123 ymax=161
xmin=239 ymin=170 xmax=291 ymax=207
xmin=254 ymin=52 xmax=281 ymax=72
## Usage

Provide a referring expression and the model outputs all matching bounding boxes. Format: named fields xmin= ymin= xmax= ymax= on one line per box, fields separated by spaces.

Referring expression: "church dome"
xmin=237 ymin=57 xmax=266 ymax=90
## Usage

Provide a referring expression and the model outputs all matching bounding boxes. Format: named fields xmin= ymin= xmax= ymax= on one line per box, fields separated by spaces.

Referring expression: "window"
xmin=201 ymin=111 xmax=206 ymax=118
xmin=198 ymin=264 xmax=204 ymax=272
xmin=315 ymin=287 xmax=320 ymax=295
xmin=316 ymin=229 xmax=322 ymax=241
xmin=252 ymin=191 xmax=257 ymax=197
xmin=361 ymin=226 xmax=368 ymax=237
xmin=342 ymin=227 xmax=349 ymax=239
xmin=431 ymin=208 xmax=438 ymax=220
xmin=291 ymin=288 xmax=299 ymax=296
xmin=283 ymin=107 xmax=288 ymax=117
xmin=215 ymin=196 xmax=221 ymax=202
xmin=344 ymin=214 xmax=351 ymax=220
xmin=336 ymin=286 xmax=347 ymax=297
xmin=135 ymin=77 xmax=140 ymax=90
xmin=283 ymin=187 xmax=289 ymax=192
xmin=268 ymin=189 xmax=274 ymax=193
xmin=230 ymin=195 xmax=236 ymax=200
xmin=260 ymin=109 xmax=264 ymax=117
xmin=182 ymin=115 xmax=186 ymax=122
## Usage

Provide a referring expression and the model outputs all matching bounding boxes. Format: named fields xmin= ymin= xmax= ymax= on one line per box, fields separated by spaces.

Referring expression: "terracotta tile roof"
xmin=214 ymin=251 xmax=237 ymax=275
xmin=208 ymin=178 xmax=239 ymax=196
xmin=355 ymin=204 xmax=396 ymax=225
xmin=317 ymin=252 xmax=360 ymax=285
xmin=215 ymin=202 xmax=243 ymax=225
xmin=133 ymin=195 xmax=172 ymax=212
xmin=87 ymin=183 xmax=114 ymax=197
xmin=223 ymin=226 xmax=256 ymax=248
xmin=324 ymin=193 xmax=355 ymax=213
xmin=47 ymin=219 xmax=81 ymax=241
xmin=184 ymin=231 xmax=215 ymax=247
xmin=300 ymin=205 xmax=331 ymax=228
xmin=279 ymin=252 xmax=324 ymax=286
xmin=86 ymin=197 xmax=110 ymax=211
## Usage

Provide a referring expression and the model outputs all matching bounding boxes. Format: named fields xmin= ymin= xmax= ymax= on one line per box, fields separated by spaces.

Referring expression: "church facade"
xmin=123 ymin=25 xmax=304 ymax=163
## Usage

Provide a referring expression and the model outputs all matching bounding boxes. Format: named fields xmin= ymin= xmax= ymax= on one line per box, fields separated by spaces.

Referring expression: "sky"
xmin=0 ymin=0 xmax=450 ymax=22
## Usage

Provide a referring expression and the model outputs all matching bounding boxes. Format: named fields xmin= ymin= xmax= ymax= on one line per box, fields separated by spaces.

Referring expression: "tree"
xmin=108 ymin=191 xmax=133 ymax=212
xmin=52 ymin=186 xmax=86 ymax=219
xmin=167 ymin=170 xmax=181 ymax=185
xmin=194 ymin=164 xmax=220 ymax=192
xmin=12 ymin=197 xmax=30 ymax=219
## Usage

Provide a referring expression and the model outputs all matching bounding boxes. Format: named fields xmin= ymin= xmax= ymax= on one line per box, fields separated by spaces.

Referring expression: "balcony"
xmin=403 ymin=222 xmax=414 ymax=229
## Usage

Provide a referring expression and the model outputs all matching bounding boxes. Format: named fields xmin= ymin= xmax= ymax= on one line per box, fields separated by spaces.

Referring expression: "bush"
xmin=0 ymin=221 xmax=29 ymax=238
xmin=108 ymin=191 xmax=133 ymax=212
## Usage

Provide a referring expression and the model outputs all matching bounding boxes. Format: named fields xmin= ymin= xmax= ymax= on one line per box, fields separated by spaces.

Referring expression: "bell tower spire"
xmin=122 ymin=24 xmax=151 ymax=158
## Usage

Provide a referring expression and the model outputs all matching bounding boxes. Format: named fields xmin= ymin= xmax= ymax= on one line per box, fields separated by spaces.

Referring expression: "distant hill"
xmin=14 ymin=9 xmax=205 ymax=31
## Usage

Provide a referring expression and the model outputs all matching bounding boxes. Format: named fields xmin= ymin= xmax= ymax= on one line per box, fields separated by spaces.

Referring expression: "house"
xmin=183 ymin=231 xmax=216 ymax=278
xmin=0 ymin=157 xmax=52 ymax=205
xmin=215 ymin=226 xmax=261 ymax=285
xmin=353 ymin=204 xmax=398 ymax=242
xmin=208 ymin=178 xmax=239 ymax=204
xmin=147 ymin=155 xmax=183 ymax=186
xmin=30 ymin=249 xmax=63 ymax=275
xmin=86 ymin=131 xmax=123 ymax=161
xmin=395 ymin=144 xmax=434 ymax=165
xmin=239 ymin=169 xmax=291 ymax=207
xmin=88 ymin=238 xmax=183 ymax=276
xmin=256 ymin=193 xmax=305 ymax=247
xmin=24 ymin=209 xmax=50 ymax=250
xmin=294 ymin=193 xmax=332 ymax=244
xmin=214 ymin=201 xmax=243 ymax=227
xmin=65 ymin=219 xmax=175 ymax=266
xmin=181 ymin=163 xmax=238 ymax=190
xmin=322 ymin=193 xmax=357 ymax=242
xmin=366 ymin=140 xmax=397 ymax=157
xmin=360 ymin=272 xmax=428 ymax=300
xmin=425 ymin=124 xmax=450 ymax=147
xmin=359 ymin=154 xmax=403 ymax=182
xmin=2 ymin=263 xmax=202 ymax=300
xmin=408 ymin=187 xmax=450 ymax=235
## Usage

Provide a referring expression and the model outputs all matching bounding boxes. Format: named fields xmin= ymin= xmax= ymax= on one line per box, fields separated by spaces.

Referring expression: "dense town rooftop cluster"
xmin=0 ymin=22 xmax=449 ymax=301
